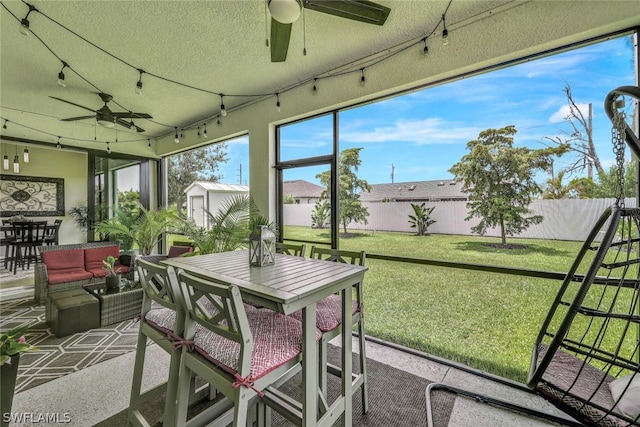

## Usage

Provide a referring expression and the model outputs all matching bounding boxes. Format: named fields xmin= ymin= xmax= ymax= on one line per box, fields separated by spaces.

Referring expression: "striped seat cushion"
xmin=290 ymin=294 xmax=359 ymax=333
xmin=144 ymin=299 xmax=257 ymax=334
xmin=193 ymin=308 xmax=321 ymax=381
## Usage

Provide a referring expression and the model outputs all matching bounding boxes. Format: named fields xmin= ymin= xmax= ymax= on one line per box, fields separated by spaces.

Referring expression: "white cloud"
xmin=340 ymin=118 xmax=480 ymax=145
xmin=549 ymin=103 xmax=590 ymax=123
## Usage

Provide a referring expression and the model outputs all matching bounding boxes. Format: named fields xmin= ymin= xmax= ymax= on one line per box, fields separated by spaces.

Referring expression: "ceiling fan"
xmin=268 ymin=0 xmax=391 ymax=62
xmin=49 ymin=92 xmax=152 ymax=133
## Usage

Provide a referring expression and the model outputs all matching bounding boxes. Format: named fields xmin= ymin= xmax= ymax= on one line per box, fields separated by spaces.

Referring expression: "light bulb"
xmin=2 ymin=120 xmax=7 ymax=130
xmin=147 ymin=139 xmax=151 ymax=147
xmin=221 ymin=104 xmax=227 ymax=117
xmin=135 ymin=80 xmax=143 ymax=95
xmin=23 ymin=148 xmax=29 ymax=163
xmin=129 ymin=120 xmax=136 ymax=130
xmin=423 ymin=38 xmax=429 ymax=55
xmin=57 ymin=71 xmax=66 ymax=87
xmin=197 ymin=127 xmax=201 ymax=138
xmin=203 ymin=125 xmax=208 ymax=138
xmin=312 ymin=79 xmax=318 ymax=95
xmin=19 ymin=19 xmax=30 ymax=36
xmin=106 ymin=143 xmax=111 ymax=154
xmin=442 ymin=29 xmax=449 ymax=45
xmin=276 ymin=94 xmax=281 ymax=112
xmin=3 ymin=155 xmax=9 ymax=170
xmin=174 ymin=127 xmax=179 ymax=143
xmin=13 ymin=155 xmax=19 ymax=173
xmin=360 ymin=70 xmax=366 ymax=87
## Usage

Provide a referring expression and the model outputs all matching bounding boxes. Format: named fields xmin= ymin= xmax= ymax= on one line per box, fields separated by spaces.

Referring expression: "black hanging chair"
xmin=427 ymin=86 xmax=640 ymax=427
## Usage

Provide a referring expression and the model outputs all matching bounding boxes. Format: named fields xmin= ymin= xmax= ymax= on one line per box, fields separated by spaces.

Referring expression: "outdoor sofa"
xmin=34 ymin=241 xmax=132 ymax=305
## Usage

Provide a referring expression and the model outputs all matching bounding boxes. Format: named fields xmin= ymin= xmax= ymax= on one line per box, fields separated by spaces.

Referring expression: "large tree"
xmin=450 ymin=125 xmax=566 ymax=245
xmin=316 ymin=147 xmax=372 ymax=235
xmin=167 ymin=144 xmax=229 ymax=217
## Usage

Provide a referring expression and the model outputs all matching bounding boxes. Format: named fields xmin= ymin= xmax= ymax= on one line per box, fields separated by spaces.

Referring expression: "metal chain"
xmin=611 ymin=103 xmax=627 ymax=207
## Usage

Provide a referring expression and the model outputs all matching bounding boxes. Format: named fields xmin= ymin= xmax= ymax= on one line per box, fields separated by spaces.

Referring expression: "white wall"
xmin=283 ymin=198 xmax=637 ymax=242
xmin=0 ymin=144 xmax=88 ymax=244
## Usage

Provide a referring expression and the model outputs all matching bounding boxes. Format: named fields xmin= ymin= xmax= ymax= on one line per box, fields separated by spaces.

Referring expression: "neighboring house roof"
xmin=283 ymin=180 xmax=324 ymax=199
xmin=184 ymin=181 xmax=249 ymax=194
xmin=359 ymin=180 xmax=467 ymax=202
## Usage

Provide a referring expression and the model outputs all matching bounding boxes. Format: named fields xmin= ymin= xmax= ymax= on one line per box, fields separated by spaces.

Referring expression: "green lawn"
xmin=283 ymin=226 xmax=589 ymax=382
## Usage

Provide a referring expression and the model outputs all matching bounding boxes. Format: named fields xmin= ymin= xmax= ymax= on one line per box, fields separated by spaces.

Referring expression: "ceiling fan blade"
xmin=49 ymin=96 xmax=96 ymax=113
xmin=271 ymin=18 xmax=292 ymax=62
xmin=60 ymin=115 xmax=96 ymax=122
xmin=114 ymin=117 xmax=145 ymax=133
xmin=112 ymin=112 xmax=153 ymax=119
xmin=303 ymin=0 xmax=390 ymax=25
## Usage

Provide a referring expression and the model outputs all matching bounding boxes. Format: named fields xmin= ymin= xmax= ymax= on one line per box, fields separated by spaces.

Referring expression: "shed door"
xmin=191 ymin=196 xmax=205 ymax=227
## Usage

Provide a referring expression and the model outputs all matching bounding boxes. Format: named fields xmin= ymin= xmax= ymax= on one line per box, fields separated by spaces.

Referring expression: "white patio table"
xmin=161 ymin=249 xmax=368 ymax=426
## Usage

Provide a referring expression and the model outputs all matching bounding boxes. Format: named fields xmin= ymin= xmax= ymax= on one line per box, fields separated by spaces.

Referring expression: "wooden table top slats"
xmin=161 ymin=250 xmax=367 ymax=314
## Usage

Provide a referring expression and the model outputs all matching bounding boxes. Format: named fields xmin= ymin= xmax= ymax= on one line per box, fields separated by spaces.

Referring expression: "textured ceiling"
xmin=0 ymin=0 xmax=509 ymax=151
xmin=1 ymin=1 xmax=637 ymax=157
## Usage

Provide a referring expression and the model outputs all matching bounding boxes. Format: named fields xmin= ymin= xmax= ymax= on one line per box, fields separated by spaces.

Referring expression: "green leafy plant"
xmin=94 ymin=204 xmax=180 ymax=255
xmin=1 ymin=325 xmax=38 ymax=365
xmin=408 ymin=203 xmax=436 ymax=235
xmin=102 ymin=255 xmax=122 ymax=276
xmin=68 ymin=205 xmax=89 ymax=232
xmin=311 ymin=200 xmax=330 ymax=229
xmin=179 ymin=194 xmax=252 ymax=254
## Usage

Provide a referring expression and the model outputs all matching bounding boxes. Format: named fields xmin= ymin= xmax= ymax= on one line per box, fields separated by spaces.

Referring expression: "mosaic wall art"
xmin=0 ymin=175 xmax=65 ymax=217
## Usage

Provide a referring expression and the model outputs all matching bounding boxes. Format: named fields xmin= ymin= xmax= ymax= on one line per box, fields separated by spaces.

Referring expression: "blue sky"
xmin=268 ymin=35 xmax=636 ymax=187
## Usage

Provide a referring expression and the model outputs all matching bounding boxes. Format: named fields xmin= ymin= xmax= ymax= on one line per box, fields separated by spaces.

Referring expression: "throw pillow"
xmin=609 ymin=373 xmax=640 ymax=419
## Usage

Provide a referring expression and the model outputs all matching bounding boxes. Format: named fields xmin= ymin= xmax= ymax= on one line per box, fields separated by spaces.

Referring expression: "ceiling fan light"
xmin=97 ymin=118 xmax=115 ymax=128
xmin=268 ymin=0 xmax=301 ymax=24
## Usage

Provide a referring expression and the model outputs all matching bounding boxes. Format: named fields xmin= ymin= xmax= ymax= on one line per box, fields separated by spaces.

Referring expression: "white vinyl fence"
xmin=283 ymin=198 xmax=637 ymax=242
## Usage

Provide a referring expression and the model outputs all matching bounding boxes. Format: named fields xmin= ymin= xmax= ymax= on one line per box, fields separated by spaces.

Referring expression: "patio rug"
xmin=96 ymin=345 xmax=457 ymax=427
xmin=0 ymin=266 xmax=35 ymax=290
xmin=0 ymin=295 xmax=140 ymax=393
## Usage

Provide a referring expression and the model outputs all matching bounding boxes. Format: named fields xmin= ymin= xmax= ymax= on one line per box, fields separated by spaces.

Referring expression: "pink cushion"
xmin=86 ymin=265 xmax=130 ymax=278
xmin=194 ymin=308 xmax=320 ymax=381
xmin=41 ymin=249 xmax=85 ymax=272
xmin=167 ymin=245 xmax=193 ymax=258
xmin=84 ymin=246 xmax=120 ymax=271
xmin=47 ymin=270 xmax=93 ymax=285
xmin=290 ymin=294 xmax=359 ymax=332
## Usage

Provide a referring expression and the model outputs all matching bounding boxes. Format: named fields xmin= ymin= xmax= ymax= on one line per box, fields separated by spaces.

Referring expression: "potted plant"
xmin=102 ymin=255 xmax=122 ymax=289
xmin=1 ymin=326 xmax=37 ymax=426
xmin=94 ymin=204 xmax=180 ymax=256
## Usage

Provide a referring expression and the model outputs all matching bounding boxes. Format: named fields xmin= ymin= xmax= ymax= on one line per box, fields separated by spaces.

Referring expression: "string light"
xmin=106 ymin=141 xmax=111 ymax=154
xmin=174 ymin=127 xmax=179 ymax=143
xmin=2 ymin=120 xmax=7 ymax=130
xmin=197 ymin=126 xmax=201 ymax=138
xmin=19 ymin=4 xmax=37 ymax=36
xmin=57 ymin=61 xmax=68 ymax=87
xmin=360 ymin=68 xmax=366 ymax=87
xmin=56 ymin=136 xmax=61 ymax=149
xmin=180 ymin=128 xmax=184 ymax=139
xmin=135 ymin=69 xmax=144 ymax=95
xmin=203 ymin=124 xmax=208 ymax=138
xmin=13 ymin=145 xmax=19 ymax=173
xmin=441 ymin=14 xmax=449 ymax=45
xmin=423 ymin=38 xmax=429 ymax=55
xmin=312 ymin=78 xmax=318 ymax=95
xmin=147 ymin=138 xmax=151 ymax=147
xmin=276 ymin=93 xmax=281 ymax=112
xmin=23 ymin=148 xmax=29 ymax=162
xmin=217 ymin=119 xmax=222 ymax=127
xmin=220 ymin=94 xmax=227 ymax=117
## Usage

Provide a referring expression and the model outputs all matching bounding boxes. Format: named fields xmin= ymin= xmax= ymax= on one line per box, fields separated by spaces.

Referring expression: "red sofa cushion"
xmin=84 ymin=246 xmax=120 ymax=272
xmin=41 ymin=249 xmax=85 ymax=272
xmin=47 ymin=270 xmax=93 ymax=285
xmin=167 ymin=245 xmax=193 ymax=258
xmin=86 ymin=264 xmax=130 ymax=278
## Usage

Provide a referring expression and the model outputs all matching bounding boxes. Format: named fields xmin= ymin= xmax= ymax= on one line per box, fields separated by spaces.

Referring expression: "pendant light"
xmin=13 ymin=146 xmax=19 ymax=173
xmin=23 ymin=147 xmax=30 ymax=162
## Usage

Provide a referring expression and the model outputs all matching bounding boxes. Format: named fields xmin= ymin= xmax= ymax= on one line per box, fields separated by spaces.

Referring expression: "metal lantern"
xmin=249 ymin=225 xmax=276 ymax=266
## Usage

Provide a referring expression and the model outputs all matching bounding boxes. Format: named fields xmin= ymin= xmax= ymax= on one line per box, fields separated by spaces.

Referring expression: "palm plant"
xmin=180 ymin=194 xmax=252 ymax=254
xmin=94 ymin=204 xmax=180 ymax=255
xmin=408 ymin=202 xmax=436 ymax=236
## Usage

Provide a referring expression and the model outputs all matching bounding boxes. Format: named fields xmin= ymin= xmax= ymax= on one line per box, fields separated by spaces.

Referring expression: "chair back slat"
xmin=309 ymin=246 xmax=366 ymax=266
xmin=275 ymin=242 xmax=306 ymax=257
xmin=176 ymin=270 xmax=253 ymax=377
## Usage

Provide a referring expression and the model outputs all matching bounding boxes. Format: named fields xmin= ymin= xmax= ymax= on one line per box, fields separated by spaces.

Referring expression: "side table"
xmin=84 ymin=280 xmax=143 ymax=327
